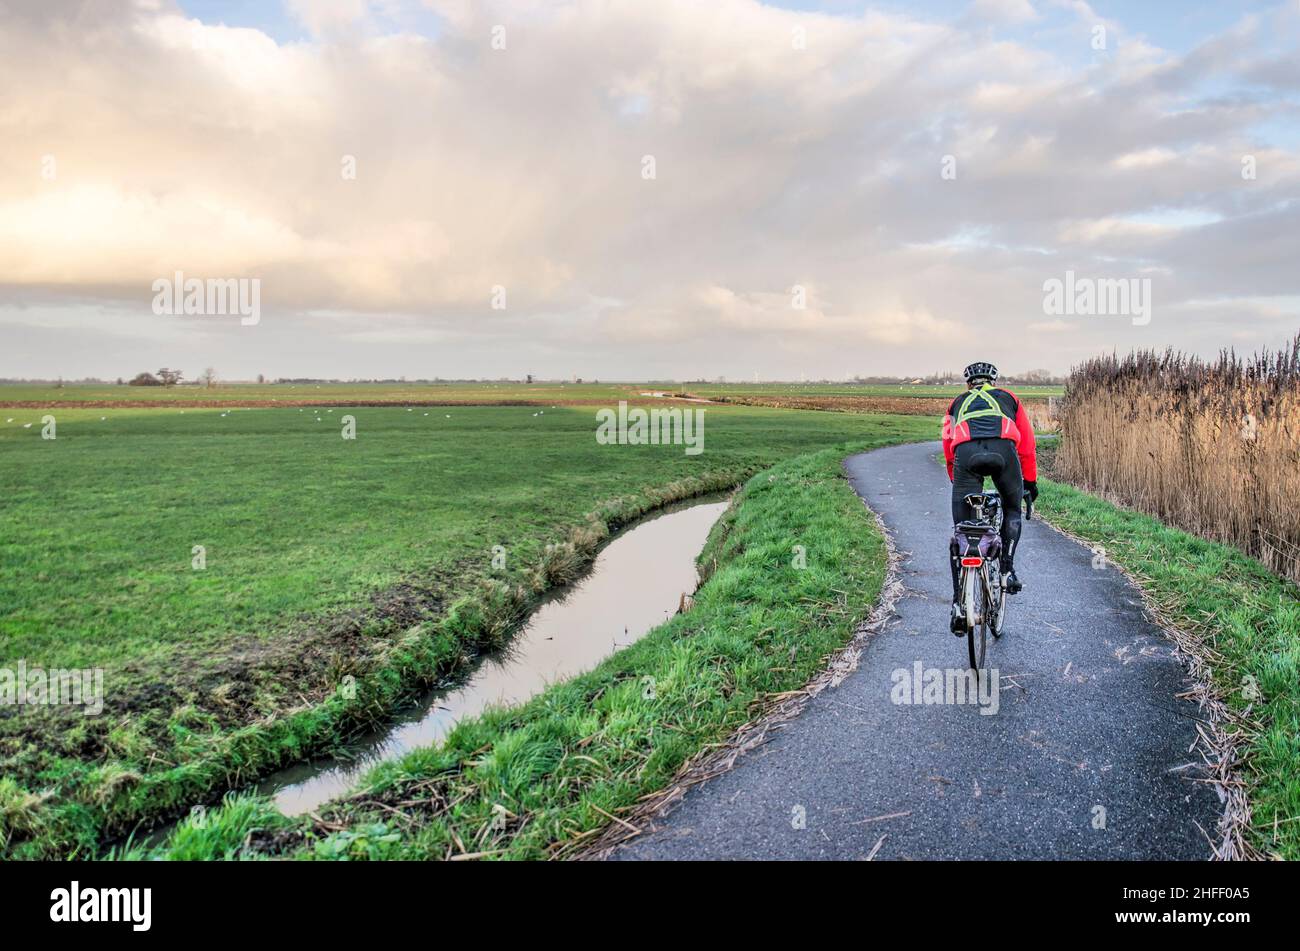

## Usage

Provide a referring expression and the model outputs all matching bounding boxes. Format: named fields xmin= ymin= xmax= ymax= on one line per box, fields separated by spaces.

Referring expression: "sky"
xmin=1 ymin=0 xmax=1297 ymax=381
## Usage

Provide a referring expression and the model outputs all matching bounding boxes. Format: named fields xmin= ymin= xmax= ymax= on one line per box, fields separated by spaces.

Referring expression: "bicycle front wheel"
xmin=989 ymin=562 xmax=1007 ymax=638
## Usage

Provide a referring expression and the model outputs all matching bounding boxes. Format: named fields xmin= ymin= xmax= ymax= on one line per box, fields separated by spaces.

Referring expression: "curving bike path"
xmin=612 ymin=441 xmax=1220 ymax=860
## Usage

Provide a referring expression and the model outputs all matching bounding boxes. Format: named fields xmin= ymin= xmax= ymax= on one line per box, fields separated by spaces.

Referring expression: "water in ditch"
xmin=257 ymin=495 xmax=730 ymax=817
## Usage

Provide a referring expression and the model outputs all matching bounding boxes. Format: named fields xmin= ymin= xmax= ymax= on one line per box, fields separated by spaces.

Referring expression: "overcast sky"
xmin=1 ymin=0 xmax=1297 ymax=381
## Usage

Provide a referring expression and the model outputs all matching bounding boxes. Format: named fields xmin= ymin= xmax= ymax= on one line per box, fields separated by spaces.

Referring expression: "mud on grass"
xmin=0 ymin=469 xmax=751 ymax=859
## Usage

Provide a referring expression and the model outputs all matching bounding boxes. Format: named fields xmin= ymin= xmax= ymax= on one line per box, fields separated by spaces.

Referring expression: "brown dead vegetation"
xmin=1056 ymin=336 xmax=1300 ymax=584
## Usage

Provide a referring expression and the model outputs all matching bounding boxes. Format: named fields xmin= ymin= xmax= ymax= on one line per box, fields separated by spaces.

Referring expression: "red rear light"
xmin=960 ymin=557 xmax=983 ymax=567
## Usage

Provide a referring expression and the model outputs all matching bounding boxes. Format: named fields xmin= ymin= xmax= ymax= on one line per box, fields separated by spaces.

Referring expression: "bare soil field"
xmin=706 ymin=393 xmax=1058 ymax=432
xmin=708 ymin=395 xmax=948 ymax=415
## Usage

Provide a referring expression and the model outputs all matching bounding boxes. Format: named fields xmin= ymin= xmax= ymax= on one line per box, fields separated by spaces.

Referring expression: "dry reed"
xmin=1057 ymin=334 xmax=1300 ymax=584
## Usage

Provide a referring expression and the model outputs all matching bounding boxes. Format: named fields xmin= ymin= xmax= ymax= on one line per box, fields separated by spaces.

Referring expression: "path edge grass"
xmin=577 ymin=476 xmax=903 ymax=860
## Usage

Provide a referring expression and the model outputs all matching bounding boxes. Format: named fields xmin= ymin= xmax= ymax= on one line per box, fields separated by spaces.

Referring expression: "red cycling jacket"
xmin=941 ymin=385 xmax=1038 ymax=482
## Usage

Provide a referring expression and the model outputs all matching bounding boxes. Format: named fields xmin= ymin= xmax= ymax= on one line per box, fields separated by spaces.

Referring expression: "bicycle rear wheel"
xmin=962 ymin=569 xmax=988 ymax=670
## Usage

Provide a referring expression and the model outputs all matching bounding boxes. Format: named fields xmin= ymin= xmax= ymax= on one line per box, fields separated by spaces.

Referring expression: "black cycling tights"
xmin=950 ymin=438 xmax=1023 ymax=601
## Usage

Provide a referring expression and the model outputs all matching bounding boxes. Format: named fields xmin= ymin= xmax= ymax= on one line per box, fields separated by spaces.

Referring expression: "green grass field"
xmin=0 ymin=398 xmax=935 ymax=857
xmin=0 ymin=382 xmax=637 ymax=404
xmin=148 ymin=441 xmax=904 ymax=860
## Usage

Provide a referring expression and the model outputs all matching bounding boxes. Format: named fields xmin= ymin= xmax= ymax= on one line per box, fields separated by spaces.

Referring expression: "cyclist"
xmin=942 ymin=362 xmax=1038 ymax=634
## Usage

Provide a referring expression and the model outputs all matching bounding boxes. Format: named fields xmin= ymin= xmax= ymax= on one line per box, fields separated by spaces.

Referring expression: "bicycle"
xmin=951 ymin=490 xmax=1007 ymax=670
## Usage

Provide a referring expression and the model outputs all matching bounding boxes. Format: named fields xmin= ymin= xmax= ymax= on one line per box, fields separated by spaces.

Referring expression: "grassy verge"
xmin=146 ymin=437 xmax=904 ymax=860
xmin=1036 ymin=477 xmax=1300 ymax=859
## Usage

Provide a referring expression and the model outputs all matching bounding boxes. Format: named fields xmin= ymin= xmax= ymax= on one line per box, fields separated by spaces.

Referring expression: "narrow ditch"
xmin=251 ymin=494 xmax=731 ymax=817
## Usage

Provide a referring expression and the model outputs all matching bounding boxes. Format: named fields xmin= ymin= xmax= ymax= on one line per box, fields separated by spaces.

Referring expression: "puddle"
xmin=259 ymin=495 xmax=730 ymax=817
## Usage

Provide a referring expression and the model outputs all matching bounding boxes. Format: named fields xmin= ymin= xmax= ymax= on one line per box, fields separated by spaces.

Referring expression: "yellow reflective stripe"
xmin=955 ymin=390 xmax=996 ymax=424
xmin=955 ymin=386 xmax=1010 ymax=426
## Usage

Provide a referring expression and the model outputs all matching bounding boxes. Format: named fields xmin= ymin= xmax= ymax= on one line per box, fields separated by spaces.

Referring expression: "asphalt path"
xmin=613 ymin=441 xmax=1219 ymax=860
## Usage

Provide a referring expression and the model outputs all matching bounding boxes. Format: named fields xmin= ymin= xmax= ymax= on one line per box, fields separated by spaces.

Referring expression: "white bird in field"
xmin=100 ymin=416 xmax=106 ymax=421
xmin=23 ymin=423 xmax=32 ymax=428
xmin=445 ymin=414 xmax=451 ymax=418
xmin=5 ymin=418 xmax=12 ymax=423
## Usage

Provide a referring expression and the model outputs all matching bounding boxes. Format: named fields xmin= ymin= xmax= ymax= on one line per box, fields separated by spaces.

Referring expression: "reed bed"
xmin=1056 ymin=334 xmax=1300 ymax=584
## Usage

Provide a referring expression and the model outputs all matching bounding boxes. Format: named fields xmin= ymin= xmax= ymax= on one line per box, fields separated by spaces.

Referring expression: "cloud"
xmin=285 ymin=0 xmax=371 ymax=36
xmin=0 ymin=0 xmax=1297 ymax=379
xmin=1112 ymin=147 xmax=1178 ymax=169
xmin=970 ymin=0 xmax=1039 ymax=25
xmin=1027 ymin=319 xmax=1077 ymax=332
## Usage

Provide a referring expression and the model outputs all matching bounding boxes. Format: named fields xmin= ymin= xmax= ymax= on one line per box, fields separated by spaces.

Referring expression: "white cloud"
xmin=1112 ymin=147 xmax=1178 ymax=169
xmin=970 ymin=0 xmax=1039 ymax=25
xmin=1027 ymin=319 xmax=1076 ymax=333
xmin=0 ymin=0 xmax=1296 ymax=378
xmin=285 ymin=0 xmax=371 ymax=37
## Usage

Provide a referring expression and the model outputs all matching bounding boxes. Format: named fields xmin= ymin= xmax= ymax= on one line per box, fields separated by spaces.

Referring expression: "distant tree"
xmin=200 ymin=367 xmax=218 ymax=388
xmin=156 ymin=368 xmax=183 ymax=387
xmin=257 ymin=373 xmax=265 ymax=384
xmin=129 ymin=372 xmax=162 ymax=386
xmin=526 ymin=373 xmax=534 ymax=384
xmin=1016 ymin=368 xmax=1062 ymax=384
xmin=115 ymin=377 xmax=124 ymax=386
